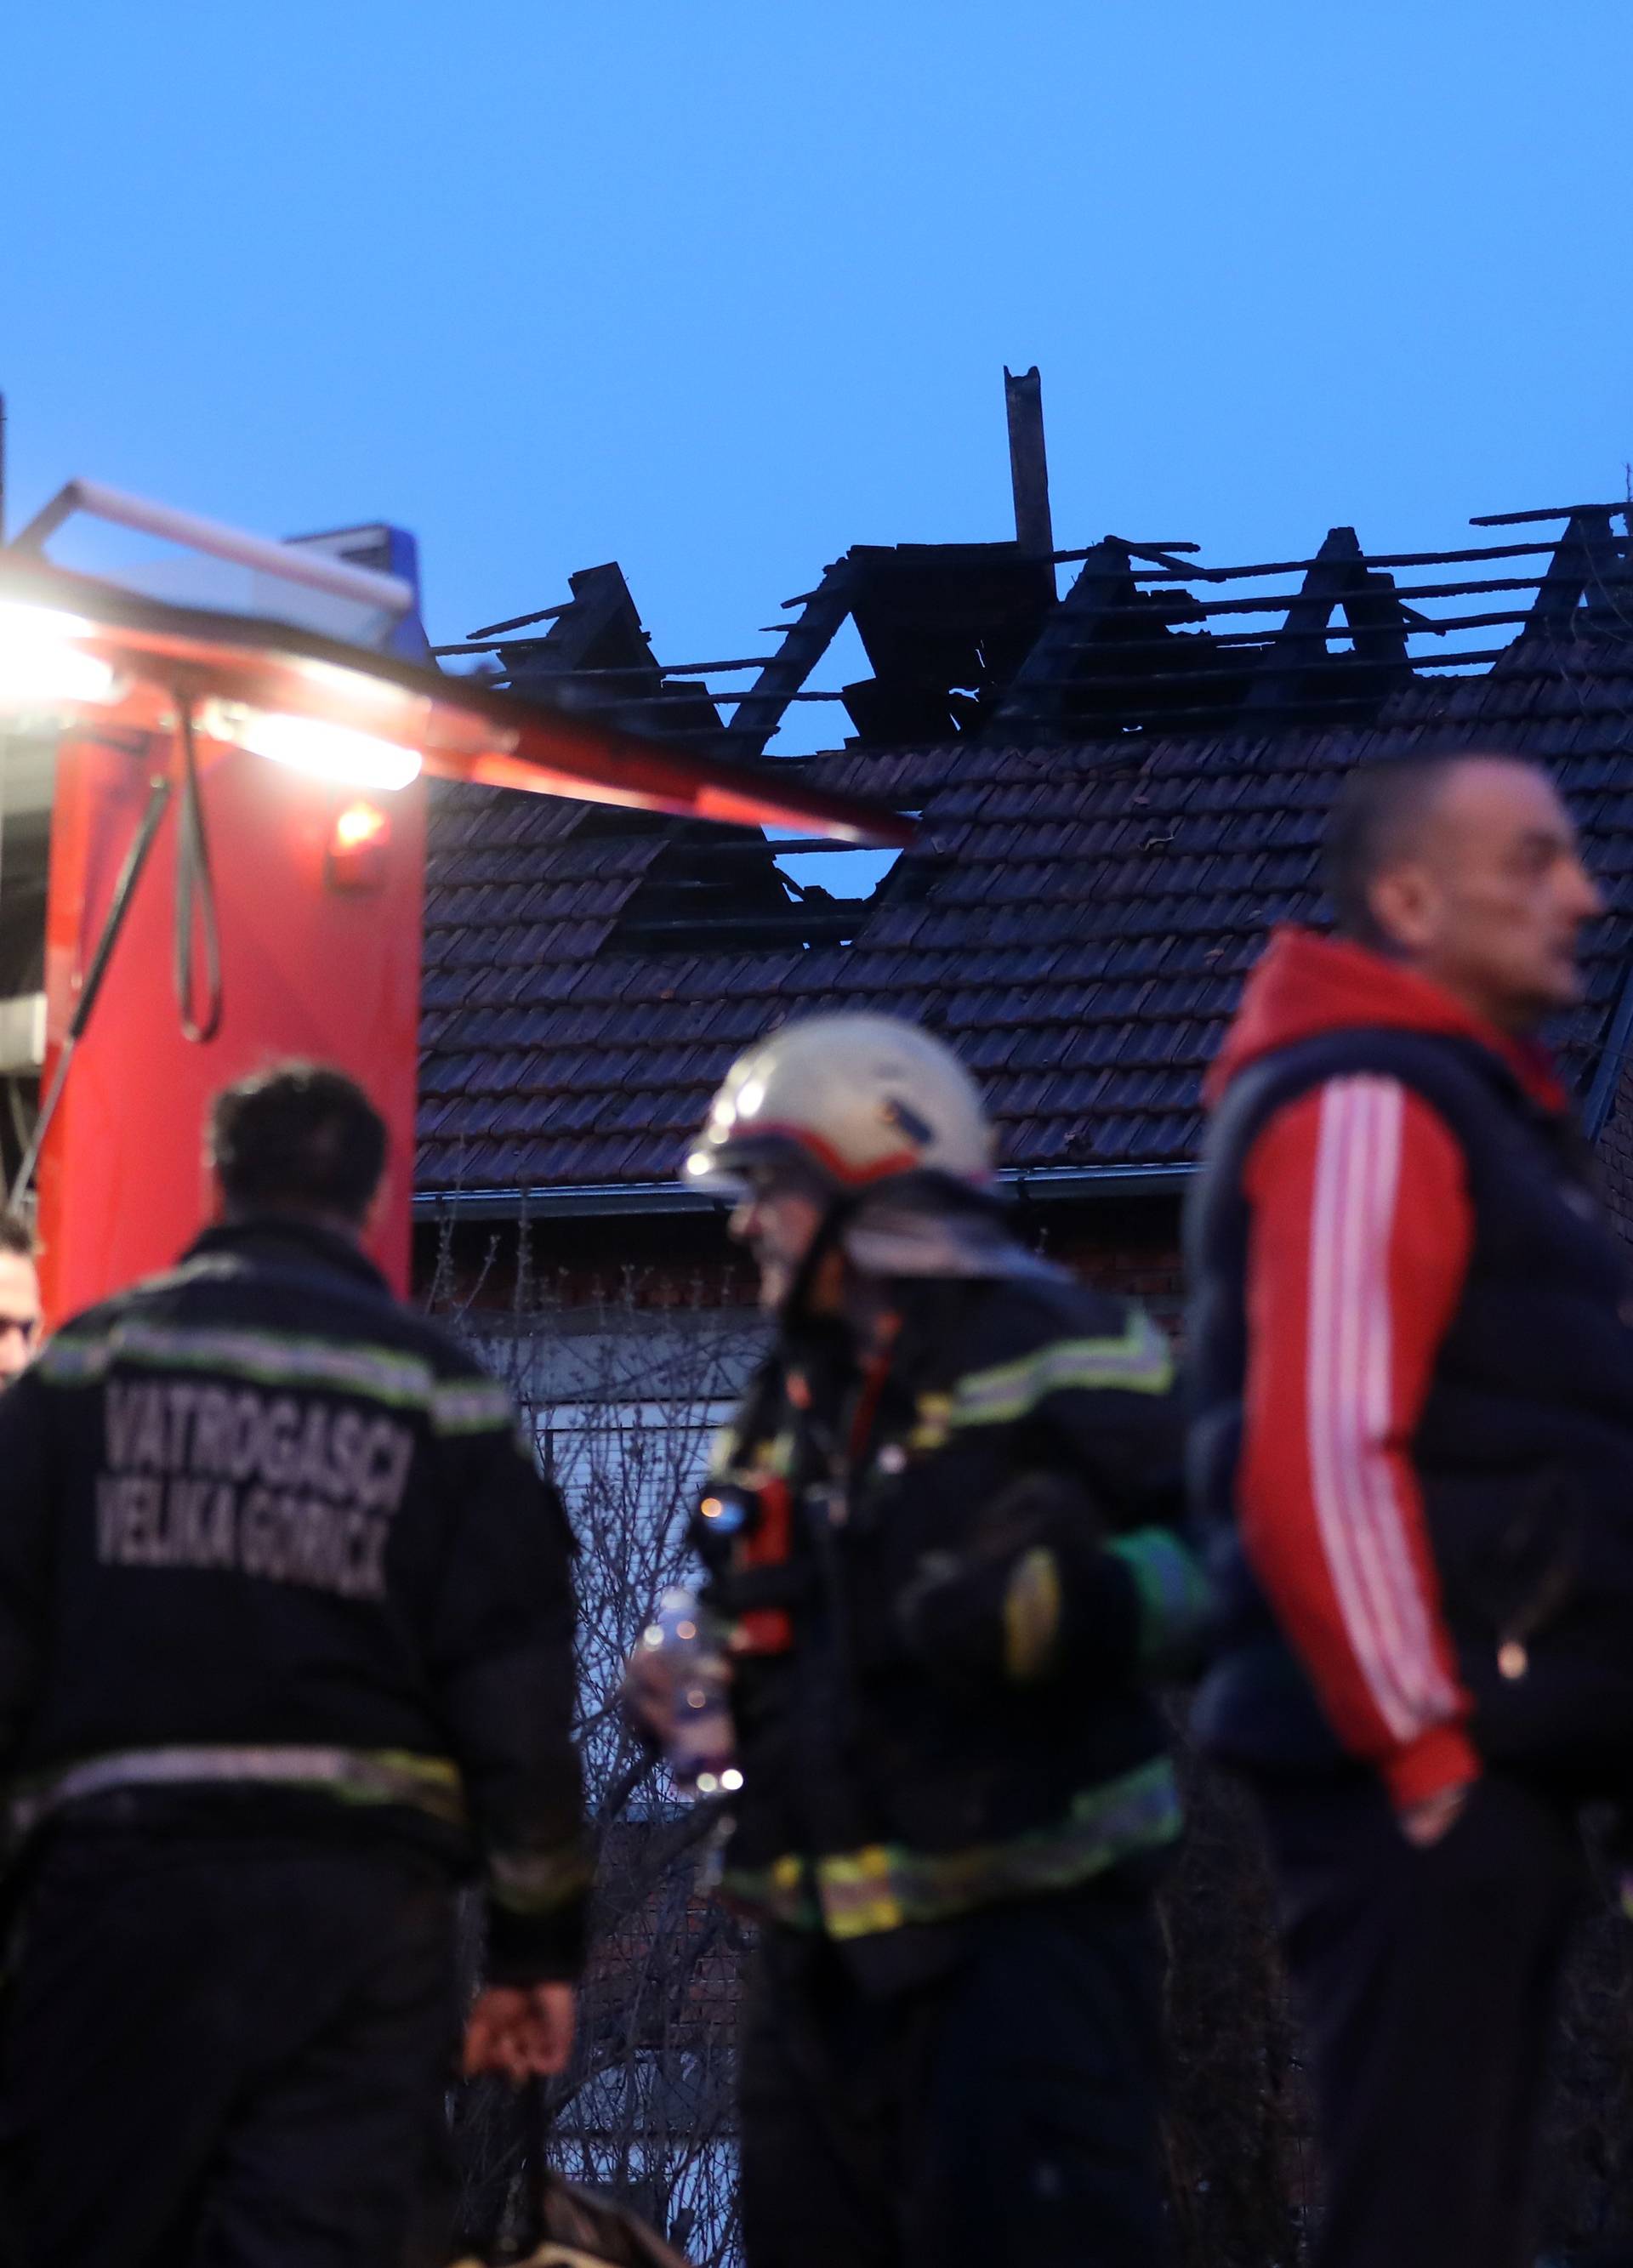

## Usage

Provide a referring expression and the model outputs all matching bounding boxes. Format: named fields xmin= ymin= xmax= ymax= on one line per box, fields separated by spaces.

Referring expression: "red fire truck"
xmin=0 ymin=480 xmax=906 ymax=1321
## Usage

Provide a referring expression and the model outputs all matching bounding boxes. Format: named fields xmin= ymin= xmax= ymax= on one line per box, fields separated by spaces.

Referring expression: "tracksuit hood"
xmin=1203 ymin=926 xmax=1567 ymax=1114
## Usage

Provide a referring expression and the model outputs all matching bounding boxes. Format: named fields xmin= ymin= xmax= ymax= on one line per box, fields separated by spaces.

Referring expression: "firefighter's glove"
xmin=894 ymin=1472 xmax=1135 ymax=1691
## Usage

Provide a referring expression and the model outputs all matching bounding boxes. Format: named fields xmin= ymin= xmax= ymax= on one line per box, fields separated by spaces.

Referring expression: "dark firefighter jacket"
xmin=0 ymin=1217 xmax=588 ymax=1981
xmin=693 ymin=1265 xmax=1208 ymax=1981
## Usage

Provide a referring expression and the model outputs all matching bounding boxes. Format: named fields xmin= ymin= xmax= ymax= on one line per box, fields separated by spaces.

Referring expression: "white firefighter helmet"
xmin=683 ymin=1013 xmax=996 ymax=1195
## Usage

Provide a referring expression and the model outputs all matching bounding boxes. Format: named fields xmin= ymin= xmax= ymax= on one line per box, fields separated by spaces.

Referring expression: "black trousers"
xmin=0 ymin=1829 xmax=461 ymax=2268
xmin=738 ymin=1882 xmax=1166 ymax=2268
xmin=1257 ymin=1770 xmax=1585 ymax=2268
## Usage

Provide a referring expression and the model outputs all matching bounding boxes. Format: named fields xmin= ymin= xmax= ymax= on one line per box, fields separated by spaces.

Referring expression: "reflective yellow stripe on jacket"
xmin=9 ymin=1742 xmax=467 ymax=1838
xmin=720 ymin=1754 xmax=1181 ymax=1938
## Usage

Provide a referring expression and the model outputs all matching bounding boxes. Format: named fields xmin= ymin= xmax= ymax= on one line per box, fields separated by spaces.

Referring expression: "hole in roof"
xmin=760 ymin=617 xmax=873 ymax=756
xmin=769 ymin=836 xmax=903 ymax=901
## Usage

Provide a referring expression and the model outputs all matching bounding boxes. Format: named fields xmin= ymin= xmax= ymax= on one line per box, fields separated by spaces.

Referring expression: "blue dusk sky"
xmin=3 ymin=1 xmax=1631 ymax=752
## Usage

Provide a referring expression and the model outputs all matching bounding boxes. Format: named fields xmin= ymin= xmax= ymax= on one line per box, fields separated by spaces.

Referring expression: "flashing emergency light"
xmin=326 ymin=799 xmax=392 ymax=891
xmin=199 ymin=699 xmax=422 ymax=792
xmin=0 ymin=601 xmax=119 ymax=711
xmin=333 ymin=799 xmax=390 ymax=851
xmin=0 ymin=519 xmax=913 ymax=843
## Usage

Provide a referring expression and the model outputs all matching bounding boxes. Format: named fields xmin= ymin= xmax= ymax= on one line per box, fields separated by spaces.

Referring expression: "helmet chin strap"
xmin=777 ymin=1185 xmax=865 ymax=1333
xmin=775 ymin=1169 xmax=1004 ymax=1329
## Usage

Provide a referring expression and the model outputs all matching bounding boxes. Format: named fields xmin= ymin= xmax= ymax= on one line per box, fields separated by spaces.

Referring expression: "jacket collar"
xmin=183 ymin=1215 xmax=390 ymax=1296
xmin=1204 ymin=926 xmax=1568 ymax=1115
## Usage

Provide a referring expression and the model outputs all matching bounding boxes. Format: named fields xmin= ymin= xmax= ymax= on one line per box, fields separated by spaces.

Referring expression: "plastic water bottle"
xmin=640 ymin=1589 xmax=741 ymax=1799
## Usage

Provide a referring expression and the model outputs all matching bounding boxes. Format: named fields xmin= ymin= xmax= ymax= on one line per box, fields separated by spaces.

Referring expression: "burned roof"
xmin=418 ymin=500 xmax=1633 ymax=1205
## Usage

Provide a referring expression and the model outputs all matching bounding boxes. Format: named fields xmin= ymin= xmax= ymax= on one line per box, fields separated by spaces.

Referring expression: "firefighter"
xmin=0 ymin=1210 xmax=41 ymax=1388
xmin=1188 ymin=749 xmax=1623 ymax=2268
xmin=0 ymin=1063 xmax=588 ymax=2268
xmin=629 ymin=1012 xmax=1209 ymax=2268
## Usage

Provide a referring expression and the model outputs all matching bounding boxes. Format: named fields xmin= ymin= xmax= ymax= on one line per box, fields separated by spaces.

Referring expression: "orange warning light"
xmin=326 ymin=798 xmax=391 ymax=890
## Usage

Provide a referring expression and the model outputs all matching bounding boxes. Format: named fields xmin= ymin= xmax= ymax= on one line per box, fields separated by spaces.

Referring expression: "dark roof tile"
xmin=419 ymin=661 xmax=1633 ymax=1191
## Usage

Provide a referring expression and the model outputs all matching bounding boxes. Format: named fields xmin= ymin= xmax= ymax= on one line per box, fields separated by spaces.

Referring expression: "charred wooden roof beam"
xmin=724 ymin=559 xmax=856 ymax=755
xmin=990 ymin=537 xmax=1141 ymax=735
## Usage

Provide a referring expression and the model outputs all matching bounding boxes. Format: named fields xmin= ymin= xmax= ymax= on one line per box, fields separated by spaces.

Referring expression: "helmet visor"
xmin=681 ymin=1130 xmax=831 ymax=1200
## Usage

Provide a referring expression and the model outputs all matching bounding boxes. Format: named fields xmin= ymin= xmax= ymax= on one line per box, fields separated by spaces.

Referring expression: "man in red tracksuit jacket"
xmin=1188 ymin=746 xmax=1633 ymax=2268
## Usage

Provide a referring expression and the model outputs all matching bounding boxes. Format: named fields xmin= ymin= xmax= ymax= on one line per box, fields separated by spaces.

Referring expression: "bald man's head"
xmin=1324 ymin=751 xmax=1602 ymax=1033
xmin=1327 ymin=753 xmax=1482 ymax=944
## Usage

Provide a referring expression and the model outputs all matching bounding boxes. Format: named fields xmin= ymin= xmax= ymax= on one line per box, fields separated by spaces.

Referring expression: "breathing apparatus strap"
xmin=773 ymin=1181 xmax=865 ymax=1334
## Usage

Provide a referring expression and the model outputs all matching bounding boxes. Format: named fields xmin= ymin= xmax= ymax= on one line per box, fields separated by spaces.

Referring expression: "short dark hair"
xmin=0 ymin=1210 xmax=34 ymax=1260
xmin=209 ymin=1063 xmax=387 ymax=1226
xmin=1325 ymin=747 xmax=1535 ymax=945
